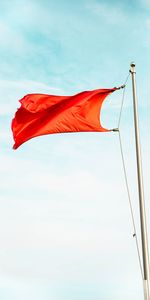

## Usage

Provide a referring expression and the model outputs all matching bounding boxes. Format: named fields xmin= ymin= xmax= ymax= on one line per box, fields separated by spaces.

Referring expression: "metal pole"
xmin=130 ymin=62 xmax=150 ymax=300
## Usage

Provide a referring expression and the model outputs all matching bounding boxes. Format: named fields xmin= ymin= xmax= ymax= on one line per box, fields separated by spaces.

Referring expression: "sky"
xmin=0 ymin=0 xmax=150 ymax=299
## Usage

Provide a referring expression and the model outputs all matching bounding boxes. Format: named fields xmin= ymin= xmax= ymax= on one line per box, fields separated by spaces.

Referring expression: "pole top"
xmin=130 ymin=61 xmax=136 ymax=67
xmin=130 ymin=62 xmax=136 ymax=73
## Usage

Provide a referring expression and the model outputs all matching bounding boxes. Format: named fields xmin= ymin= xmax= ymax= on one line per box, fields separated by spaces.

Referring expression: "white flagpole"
xmin=130 ymin=62 xmax=150 ymax=300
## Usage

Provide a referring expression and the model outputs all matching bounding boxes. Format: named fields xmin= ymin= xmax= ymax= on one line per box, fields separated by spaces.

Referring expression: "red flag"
xmin=12 ymin=88 xmax=116 ymax=149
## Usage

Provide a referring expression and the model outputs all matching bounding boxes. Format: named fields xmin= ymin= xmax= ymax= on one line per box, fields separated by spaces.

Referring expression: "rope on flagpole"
xmin=114 ymin=73 xmax=144 ymax=279
xmin=118 ymin=130 xmax=144 ymax=279
xmin=117 ymin=72 xmax=130 ymax=128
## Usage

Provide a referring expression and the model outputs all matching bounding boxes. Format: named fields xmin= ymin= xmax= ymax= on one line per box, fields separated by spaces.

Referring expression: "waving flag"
xmin=11 ymin=88 xmax=117 ymax=149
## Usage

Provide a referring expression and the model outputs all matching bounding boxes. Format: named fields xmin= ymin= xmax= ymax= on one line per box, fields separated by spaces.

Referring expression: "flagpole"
xmin=130 ymin=62 xmax=150 ymax=300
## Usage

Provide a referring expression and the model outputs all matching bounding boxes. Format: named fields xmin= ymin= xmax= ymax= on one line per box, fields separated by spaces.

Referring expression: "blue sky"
xmin=0 ymin=0 xmax=150 ymax=299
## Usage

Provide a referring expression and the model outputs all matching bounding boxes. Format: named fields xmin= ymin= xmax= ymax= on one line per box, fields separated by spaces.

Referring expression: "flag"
xmin=11 ymin=88 xmax=117 ymax=149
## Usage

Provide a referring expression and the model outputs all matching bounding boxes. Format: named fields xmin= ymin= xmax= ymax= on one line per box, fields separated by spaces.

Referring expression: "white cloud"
xmin=139 ymin=0 xmax=150 ymax=8
xmin=85 ymin=0 xmax=126 ymax=24
xmin=0 ymin=21 xmax=28 ymax=54
xmin=0 ymin=79 xmax=63 ymax=115
xmin=145 ymin=18 xmax=150 ymax=28
xmin=0 ymin=129 xmax=146 ymax=293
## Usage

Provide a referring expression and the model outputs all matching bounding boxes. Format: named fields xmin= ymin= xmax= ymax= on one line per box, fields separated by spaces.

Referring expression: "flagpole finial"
xmin=130 ymin=61 xmax=136 ymax=67
xmin=130 ymin=62 xmax=136 ymax=73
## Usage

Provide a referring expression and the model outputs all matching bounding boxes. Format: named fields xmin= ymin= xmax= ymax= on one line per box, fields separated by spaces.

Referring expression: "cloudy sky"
xmin=0 ymin=0 xmax=150 ymax=299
